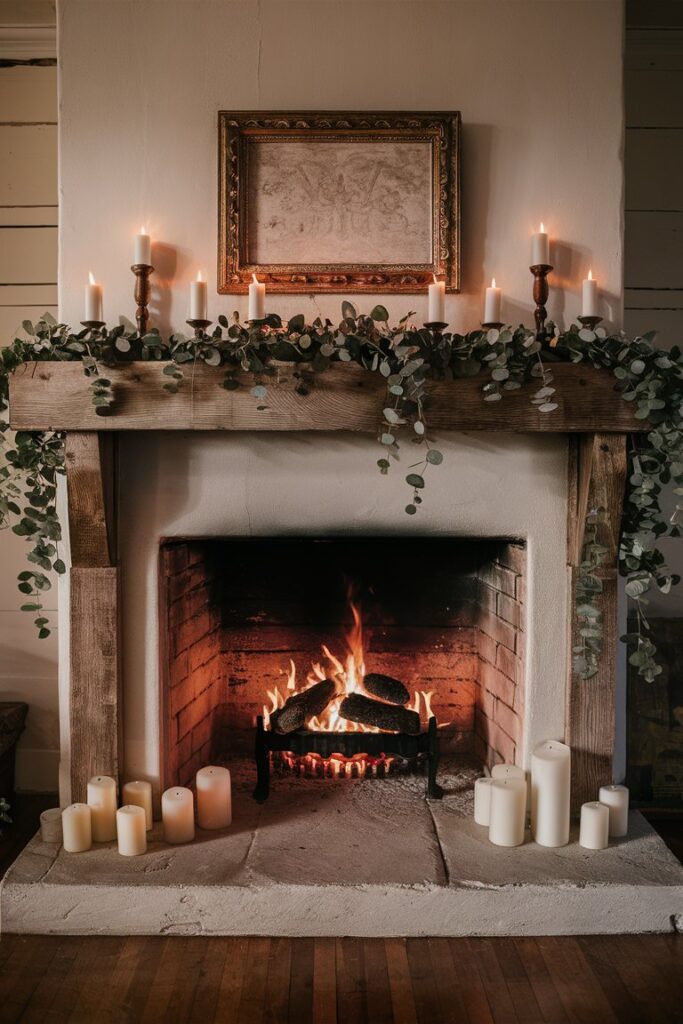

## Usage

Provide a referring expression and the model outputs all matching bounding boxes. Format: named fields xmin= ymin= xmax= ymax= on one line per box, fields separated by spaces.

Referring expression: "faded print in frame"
xmin=218 ymin=111 xmax=461 ymax=294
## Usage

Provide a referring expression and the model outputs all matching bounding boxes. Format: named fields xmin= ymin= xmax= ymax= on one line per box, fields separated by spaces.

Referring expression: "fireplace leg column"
xmin=253 ymin=715 xmax=270 ymax=802
xmin=427 ymin=715 xmax=444 ymax=800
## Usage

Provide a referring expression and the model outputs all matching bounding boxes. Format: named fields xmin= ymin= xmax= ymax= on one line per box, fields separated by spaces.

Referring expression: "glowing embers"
xmin=277 ymin=751 xmax=397 ymax=779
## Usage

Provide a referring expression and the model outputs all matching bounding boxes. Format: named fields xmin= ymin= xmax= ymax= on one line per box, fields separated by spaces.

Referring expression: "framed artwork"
xmin=218 ymin=111 xmax=461 ymax=294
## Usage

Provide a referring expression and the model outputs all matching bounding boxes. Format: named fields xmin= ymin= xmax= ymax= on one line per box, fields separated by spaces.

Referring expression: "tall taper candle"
xmin=122 ymin=780 xmax=153 ymax=831
xmin=134 ymin=226 xmax=151 ymax=266
xmin=484 ymin=278 xmax=502 ymax=324
xmin=582 ymin=269 xmax=599 ymax=317
xmin=599 ymin=784 xmax=629 ymax=837
xmin=489 ymin=778 xmax=527 ymax=847
xmin=248 ymin=273 xmax=266 ymax=321
xmin=62 ymin=803 xmax=92 ymax=852
xmin=87 ymin=774 xmax=117 ymax=842
xmin=116 ymin=804 xmax=147 ymax=856
xmin=531 ymin=222 xmax=550 ymax=265
xmin=162 ymin=786 xmax=195 ymax=844
xmin=196 ymin=765 xmax=232 ymax=830
xmin=428 ymin=274 xmax=446 ymax=323
xmin=190 ymin=271 xmax=207 ymax=321
xmin=85 ymin=271 xmax=103 ymax=322
xmin=530 ymin=740 xmax=571 ymax=847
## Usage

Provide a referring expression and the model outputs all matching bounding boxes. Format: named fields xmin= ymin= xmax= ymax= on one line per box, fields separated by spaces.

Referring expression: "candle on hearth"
xmin=116 ymin=804 xmax=147 ymax=856
xmin=87 ymin=774 xmax=118 ymax=842
xmin=85 ymin=271 xmax=103 ymax=322
xmin=40 ymin=807 xmax=63 ymax=844
xmin=484 ymin=278 xmax=502 ymax=324
xmin=474 ymin=776 xmax=494 ymax=826
xmin=491 ymin=764 xmax=526 ymax=781
xmin=530 ymin=740 xmax=571 ymax=847
xmin=531 ymin=223 xmax=550 ymax=266
xmin=162 ymin=786 xmax=195 ymax=844
xmin=488 ymin=777 xmax=527 ymax=847
xmin=122 ymin=780 xmax=153 ymax=831
xmin=248 ymin=273 xmax=266 ymax=321
xmin=428 ymin=274 xmax=446 ymax=324
xmin=62 ymin=803 xmax=92 ymax=852
xmin=599 ymin=784 xmax=629 ymax=838
xmin=579 ymin=801 xmax=609 ymax=850
xmin=134 ymin=225 xmax=151 ymax=266
xmin=196 ymin=765 xmax=232 ymax=830
xmin=582 ymin=269 xmax=599 ymax=317
xmin=190 ymin=271 xmax=207 ymax=321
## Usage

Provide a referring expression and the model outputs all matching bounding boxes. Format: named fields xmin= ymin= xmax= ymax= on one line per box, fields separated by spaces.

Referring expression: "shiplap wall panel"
xmin=0 ymin=125 xmax=58 ymax=205
xmin=0 ymin=226 xmax=57 ymax=283
xmin=625 ymin=69 xmax=683 ymax=126
xmin=0 ymin=306 xmax=58 ymax=342
xmin=0 ymin=206 xmax=57 ymax=227
xmin=0 ymin=66 xmax=57 ymax=122
xmin=624 ymin=212 xmax=683 ymax=290
xmin=626 ymin=129 xmax=683 ymax=210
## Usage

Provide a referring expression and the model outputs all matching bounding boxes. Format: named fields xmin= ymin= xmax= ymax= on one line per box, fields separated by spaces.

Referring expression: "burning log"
xmin=339 ymin=693 xmax=420 ymax=735
xmin=362 ymin=672 xmax=410 ymax=706
xmin=270 ymin=678 xmax=337 ymax=735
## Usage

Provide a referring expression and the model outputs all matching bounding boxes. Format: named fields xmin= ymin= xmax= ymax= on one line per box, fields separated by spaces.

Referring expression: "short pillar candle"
xmin=489 ymin=778 xmax=527 ymax=847
xmin=122 ymin=780 xmax=153 ymax=831
xmin=162 ymin=786 xmax=195 ymax=844
xmin=40 ymin=807 xmax=63 ymax=844
xmin=579 ymin=801 xmax=609 ymax=850
xmin=530 ymin=740 xmax=571 ymax=848
xmin=116 ymin=805 xmax=147 ymax=856
xmin=599 ymin=784 xmax=629 ymax=838
xmin=491 ymin=764 xmax=526 ymax=781
xmin=474 ymin=777 xmax=494 ymax=826
xmin=62 ymin=803 xmax=92 ymax=853
xmin=87 ymin=775 xmax=118 ymax=842
xmin=196 ymin=766 xmax=232 ymax=830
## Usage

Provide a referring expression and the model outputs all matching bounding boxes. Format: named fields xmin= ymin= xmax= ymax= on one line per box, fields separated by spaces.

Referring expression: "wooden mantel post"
xmin=65 ymin=432 xmax=121 ymax=803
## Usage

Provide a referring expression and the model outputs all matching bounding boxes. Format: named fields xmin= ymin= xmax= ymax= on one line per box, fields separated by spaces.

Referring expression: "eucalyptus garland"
xmin=1 ymin=305 xmax=681 ymax=683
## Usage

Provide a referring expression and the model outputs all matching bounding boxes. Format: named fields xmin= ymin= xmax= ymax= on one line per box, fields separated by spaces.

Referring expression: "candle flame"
xmin=539 ymin=222 xmax=546 ymax=233
xmin=491 ymin=277 xmax=496 ymax=288
xmin=252 ymin=273 xmax=259 ymax=285
xmin=432 ymin=273 xmax=438 ymax=285
xmin=88 ymin=271 xmax=96 ymax=286
xmin=588 ymin=268 xmax=593 ymax=280
xmin=196 ymin=270 xmax=204 ymax=282
xmin=140 ymin=225 xmax=147 ymax=235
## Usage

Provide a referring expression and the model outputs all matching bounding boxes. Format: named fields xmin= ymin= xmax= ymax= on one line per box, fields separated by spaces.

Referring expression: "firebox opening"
xmin=159 ymin=537 xmax=526 ymax=792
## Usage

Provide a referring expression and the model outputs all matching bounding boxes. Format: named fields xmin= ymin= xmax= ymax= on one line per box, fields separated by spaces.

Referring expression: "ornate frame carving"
xmin=218 ymin=111 xmax=461 ymax=294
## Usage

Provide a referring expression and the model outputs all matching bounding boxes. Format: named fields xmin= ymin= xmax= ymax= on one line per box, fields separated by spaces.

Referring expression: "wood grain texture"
xmin=65 ymin=432 xmax=115 ymax=567
xmin=9 ymin=361 xmax=646 ymax=433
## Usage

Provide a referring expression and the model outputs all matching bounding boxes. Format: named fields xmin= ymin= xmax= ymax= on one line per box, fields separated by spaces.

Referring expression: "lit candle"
xmin=40 ymin=807 xmax=63 ymax=844
xmin=87 ymin=774 xmax=117 ymax=842
xmin=598 ymin=784 xmax=629 ymax=838
xmin=248 ymin=273 xmax=266 ymax=321
xmin=484 ymin=278 xmax=502 ymax=324
xmin=196 ymin=766 xmax=232 ymax=830
xmin=474 ymin=776 xmax=494 ymax=826
xmin=582 ymin=268 xmax=599 ymax=317
xmin=491 ymin=764 xmax=526 ymax=781
xmin=122 ymin=780 xmax=153 ymax=831
xmin=116 ymin=804 xmax=147 ymax=856
xmin=161 ymin=786 xmax=195 ymax=844
xmin=530 ymin=740 xmax=571 ymax=847
xmin=134 ymin=225 xmax=151 ymax=266
xmin=531 ymin=222 xmax=550 ymax=266
xmin=579 ymin=801 xmax=609 ymax=850
xmin=428 ymin=274 xmax=446 ymax=324
xmin=84 ymin=271 xmax=103 ymax=323
xmin=190 ymin=271 xmax=207 ymax=321
xmin=489 ymin=778 xmax=527 ymax=847
xmin=62 ymin=803 xmax=92 ymax=853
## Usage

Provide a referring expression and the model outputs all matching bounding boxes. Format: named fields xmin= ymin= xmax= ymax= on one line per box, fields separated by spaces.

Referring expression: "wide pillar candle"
xmin=87 ymin=775 xmax=118 ymax=842
xmin=474 ymin=777 xmax=494 ymax=826
xmin=62 ymin=803 xmax=92 ymax=852
xmin=489 ymin=778 xmax=527 ymax=847
xmin=122 ymin=780 xmax=153 ymax=831
xmin=40 ymin=807 xmax=63 ymax=844
xmin=162 ymin=786 xmax=195 ymax=844
xmin=599 ymin=784 xmax=629 ymax=837
xmin=530 ymin=740 xmax=571 ymax=847
xmin=117 ymin=805 xmax=147 ymax=856
xmin=579 ymin=801 xmax=609 ymax=850
xmin=196 ymin=766 xmax=232 ymax=830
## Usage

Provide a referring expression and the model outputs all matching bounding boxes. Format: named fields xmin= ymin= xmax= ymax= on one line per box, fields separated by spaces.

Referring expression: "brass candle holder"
xmin=481 ymin=321 xmax=503 ymax=331
xmin=131 ymin=263 xmax=154 ymax=336
xmin=424 ymin=321 xmax=448 ymax=342
xmin=577 ymin=315 xmax=603 ymax=331
xmin=530 ymin=263 xmax=553 ymax=346
xmin=186 ymin=318 xmax=212 ymax=339
xmin=80 ymin=320 xmax=105 ymax=331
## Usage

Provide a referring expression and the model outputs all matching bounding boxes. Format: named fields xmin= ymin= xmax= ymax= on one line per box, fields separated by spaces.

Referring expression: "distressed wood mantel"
xmin=8 ymin=362 xmax=641 ymax=806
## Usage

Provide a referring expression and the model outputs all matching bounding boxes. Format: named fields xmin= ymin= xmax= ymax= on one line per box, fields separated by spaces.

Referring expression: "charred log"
xmin=362 ymin=673 xmax=410 ymax=706
xmin=339 ymin=693 xmax=420 ymax=735
xmin=270 ymin=679 xmax=337 ymax=735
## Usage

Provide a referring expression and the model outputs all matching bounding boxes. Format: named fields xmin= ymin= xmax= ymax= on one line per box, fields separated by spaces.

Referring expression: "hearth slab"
xmin=2 ymin=761 xmax=682 ymax=936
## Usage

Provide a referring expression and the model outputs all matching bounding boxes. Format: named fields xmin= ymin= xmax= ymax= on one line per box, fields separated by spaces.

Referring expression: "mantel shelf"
xmin=8 ymin=361 xmax=646 ymax=434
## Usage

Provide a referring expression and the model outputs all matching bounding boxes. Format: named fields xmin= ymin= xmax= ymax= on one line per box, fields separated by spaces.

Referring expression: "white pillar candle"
xmin=531 ymin=222 xmax=550 ymax=266
xmin=87 ymin=774 xmax=118 ymax=842
xmin=427 ymin=275 xmax=446 ymax=323
xmin=62 ymin=803 xmax=92 ymax=853
xmin=484 ymin=278 xmax=502 ymax=324
xmin=196 ymin=765 xmax=232 ymax=830
xmin=122 ymin=780 xmax=153 ymax=831
xmin=491 ymin=764 xmax=526 ymax=781
xmin=248 ymin=273 xmax=266 ymax=321
xmin=579 ymin=801 xmax=610 ymax=850
xmin=581 ymin=269 xmax=599 ymax=317
xmin=162 ymin=786 xmax=195 ymax=844
xmin=474 ymin=777 xmax=494 ymax=826
xmin=190 ymin=271 xmax=207 ymax=321
xmin=599 ymin=784 xmax=629 ymax=838
xmin=85 ymin=271 xmax=103 ymax=322
xmin=530 ymin=740 xmax=571 ymax=847
xmin=116 ymin=804 xmax=147 ymax=856
xmin=134 ymin=226 xmax=151 ymax=266
xmin=489 ymin=778 xmax=527 ymax=847
xmin=40 ymin=807 xmax=63 ymax=844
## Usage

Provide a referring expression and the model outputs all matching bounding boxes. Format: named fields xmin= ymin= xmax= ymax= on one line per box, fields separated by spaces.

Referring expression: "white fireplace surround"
xmin=56 ymin=430 xmax=568 ymax=805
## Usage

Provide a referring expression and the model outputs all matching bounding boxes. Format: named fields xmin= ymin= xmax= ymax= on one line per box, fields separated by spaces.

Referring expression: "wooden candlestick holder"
xmin=530 ymin=263 xmax=553 ymax=346
xmin=186 ymin=318 xmax=212 ymax=339
xmin=424 ymin=321 xmax=448 ymax=343
xmin=131 ymin=263 xmax=154 ymax=336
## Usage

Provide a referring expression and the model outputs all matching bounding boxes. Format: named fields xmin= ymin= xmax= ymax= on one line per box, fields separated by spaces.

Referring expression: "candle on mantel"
xmin=122 ymin=780 xmax=153 ymax=831
xmin=474 ymin=776 xmax=494 ymax=826
xmin=87 ymin=774 xmax=118 ymax=842
xmin=248 ymin=273 xmax=266 ymax=321
xmin=428 ymin=274 xmax=446 ymax=324
xmin=489 ymin=777 xmax=527 ymax=847
xmin=530 ymin=740 xmax=571 ymax=847
xmin=162 ymin=786 xmax=195 ymax=844
xmin=579 ymin=801 xmax=609 ymax=850
xmin=491 ymin=764 xmax=526 ymax=781
xmin=599 ymin=784 xmax=629 ymax=838
xmin=85 ymin=271 xmax=103 ymax=322
xmin=582 ymin=268 xmax=599 ymax=317
xmin=531 ymin=222 xmax=550 ymax=266
xmin=40 ymin=807 xmax=63 ymax=844
xmin=196 ymin=765 xmax=232 ymax=830
xmin=134 ymin=225 xmax=152 ymax=266
xmin=116 ymin=804 xmax=147 ymax=856
xmin=190 ymin=271 xmax=207 ymax=321
xmin=484 ymin=278 xmax=502 ymax=324
xmin=62 ymin=803 xmax=92 ymax=853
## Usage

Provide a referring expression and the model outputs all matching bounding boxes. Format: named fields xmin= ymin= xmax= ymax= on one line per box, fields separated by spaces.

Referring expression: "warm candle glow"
xmin=252 ymin=273 xmax=259 ymax=285
xmin=432 ymin=273 xmax=438 ymax=285
xmin=140 ymin=224 xmax=147 ymax=234
xmin=88 ymin=271 xmax=96 ymax=285
xmin=539 ymin=221 xmax=545 ymax=233
xmin=491 ymin=277 xmax=496 ymax=288
xmin=196 ymin=270 xmax=204 ymax=282
xmin=588 ymin=268 xmax=593 ymax=280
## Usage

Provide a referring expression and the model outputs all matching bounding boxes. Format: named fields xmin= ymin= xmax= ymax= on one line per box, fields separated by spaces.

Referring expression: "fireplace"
xmin=158 ymin=537 xmax=526 ymax=794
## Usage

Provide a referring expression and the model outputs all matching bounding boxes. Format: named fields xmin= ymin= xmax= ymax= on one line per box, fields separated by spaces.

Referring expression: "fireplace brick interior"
xmin=160 ymin=537 xmax=526 ymax=789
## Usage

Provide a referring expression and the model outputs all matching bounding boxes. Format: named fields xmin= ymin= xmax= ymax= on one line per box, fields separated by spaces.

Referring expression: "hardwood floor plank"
xmin=213 ymin=936 xmax=250 ymax=1024
xmin=598 ymin=935 xmax=680 ymax=1021
xmin=237 ymin=937 xmax=271 ymax=1024
xmin=288 ymin=937 xmax=314 ymax=1024
xmin=116 ymin=936 xmax=168 ymax=1023
xmin=139 ymin=936 xmax=187 ymax=1022
xmin=44 ymin=937 xmax=100 ymax=1023
xmin=513 ymin=938 xmax=569 ymax=1023
xmin=362 ymin=939 xmax=393 ymax=1024
xmin=188 ymin=937 xmax=230 ymax=1023
xmin=463 ymin=939 xmax=516 ymax=1024
xmin=494 ymin=938 xmax=545 ymax=1022
xmin=384 ymin=938 xmax=418 ymax=1024
xmin=576 ymin=937 xmax=641 ymax=1023
xmin=264 ymin=937 xmax=292 ymax=1024
xmin=427 ymin=937 xmax=472 ymax=1024
xmin=18 ymin=938 xmax=83 ymax=1024
xmin=405 ymin=938 xmax=442 ymax=1024
xmin=168 ymin=937 xmax=209 ymax=1023
xmin=446 ymin=938 xmax=495 ymax=1024
xmin=0 ymin=935 xmax=58 ymax=1023
xmin=67 ymin=935 xmax=125 ymax=1022
xmin=537 ymin=936 xmax=618 ymax=1023
xmin=313 ymin=937 xmax=337 ymax=1024
xmin=335 ymin=937 xmax=367 ymax=1024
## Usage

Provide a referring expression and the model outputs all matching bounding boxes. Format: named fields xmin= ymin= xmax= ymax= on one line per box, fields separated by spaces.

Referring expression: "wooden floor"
xmin=0 ymin=933 xmax=681 ymax=1023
